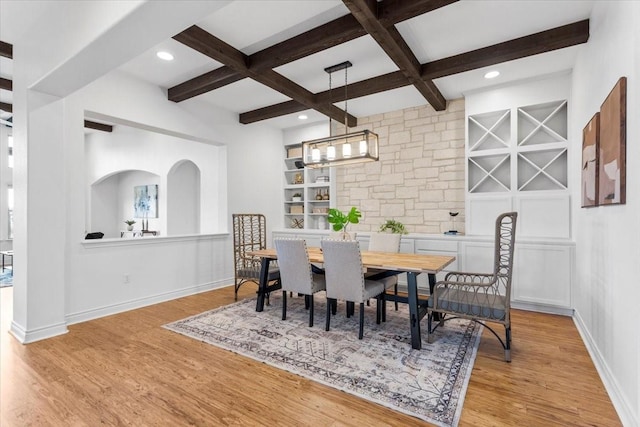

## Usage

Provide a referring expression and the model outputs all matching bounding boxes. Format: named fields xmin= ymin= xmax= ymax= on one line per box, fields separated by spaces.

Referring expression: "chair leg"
xmin=346 ymin=301 xmax=354 ymax=318
xmin=376 ymin=296 xmax=381 ymax=325
xmin=308 ymin=295 xmax=314 ymax=327
xmin=304 ymin=294 xmax=310 ymax=310
xmin=382 ymin=292 xmax=387 ymax=322
xmin=504 ymin=325 xmax=512 ymax=362
xmin=427 ymin=310 xmax=434 ymax=344
xmin=331 ymin=299 xmax=337 ymax=315
xmin=282 ymin=291 xmax=287 ymax=320
xmin=325 ymin=298 xmax=332 ymax=331
xmin=394 ymin=283 xmax=398 ymax=311
xmin=358 ymin=302 xmax=365 ymax=339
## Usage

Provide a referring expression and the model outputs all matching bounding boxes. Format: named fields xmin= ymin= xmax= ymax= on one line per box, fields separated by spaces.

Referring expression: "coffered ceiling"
xmin=0 ymin=1 xmax=594 ymax=130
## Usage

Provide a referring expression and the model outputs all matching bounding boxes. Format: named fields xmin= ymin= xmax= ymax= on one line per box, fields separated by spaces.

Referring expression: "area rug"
xmin=164 ymin=292 xmax=482 ymax=427
xmin=0 ymin=269 xmax=12 ymax=287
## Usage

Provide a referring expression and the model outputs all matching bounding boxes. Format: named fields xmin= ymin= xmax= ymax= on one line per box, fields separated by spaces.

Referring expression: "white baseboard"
xmin=66 ymin=279 xmax=231 ymax=326
xmin=511 ymin=300 xmax=573 ymax=316
xmin=573 ymin=310 xmax=637 ymax=427
xmin=10 ymin=320 xmax=68 ymax=344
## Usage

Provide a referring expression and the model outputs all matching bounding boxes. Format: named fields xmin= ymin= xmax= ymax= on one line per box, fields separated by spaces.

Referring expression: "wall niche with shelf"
xmin=283 ymin=144 xmax=335 ymax=230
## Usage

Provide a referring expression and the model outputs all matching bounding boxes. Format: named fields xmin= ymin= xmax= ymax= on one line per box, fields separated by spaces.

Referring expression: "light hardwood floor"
xmin=0 ymin=285 xmax=621 ymax=426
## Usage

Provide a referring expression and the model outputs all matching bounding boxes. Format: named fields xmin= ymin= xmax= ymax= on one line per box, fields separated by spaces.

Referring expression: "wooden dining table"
xmin=248 ymin=247 xmax=455 ymax=350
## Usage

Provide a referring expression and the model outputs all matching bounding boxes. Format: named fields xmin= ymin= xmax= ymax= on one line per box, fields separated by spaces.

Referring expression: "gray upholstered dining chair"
xmin=427 ymin=212 xmax=517 ymax=362
xmin=274 ymin=238 xmax=326 ymax=327
xmin=366 ymin=232 xmax=402 ymax=310
xmin=321 ymin=239 xmax=395 ymax=339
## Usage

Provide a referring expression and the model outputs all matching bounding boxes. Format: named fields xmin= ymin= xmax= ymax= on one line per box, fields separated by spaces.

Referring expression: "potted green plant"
xmin=379 ymin=219 xmax=408 ymax=234
xmin=291 ymin=193 xmax=302 ymax=202
xmin=124 ymin=219 xmax=136 ymax=231
xmin=327 ymin=207 xmax=361 ymax=239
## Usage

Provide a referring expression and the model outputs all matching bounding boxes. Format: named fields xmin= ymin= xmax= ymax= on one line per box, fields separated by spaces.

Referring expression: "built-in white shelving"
xmin=283 ymin=144 xmax=335 ymax=230
xmin=466 ymin=98 xmax=570 ymax=239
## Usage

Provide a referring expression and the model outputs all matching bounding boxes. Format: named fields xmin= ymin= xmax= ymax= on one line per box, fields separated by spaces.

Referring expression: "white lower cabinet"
xmin=459 ymin=240 xmax=573 ymax=314
xmin=512 ymin=243 xmax=572 ymax=311
xmin=272 ymin=230 xmax=574 ymax=315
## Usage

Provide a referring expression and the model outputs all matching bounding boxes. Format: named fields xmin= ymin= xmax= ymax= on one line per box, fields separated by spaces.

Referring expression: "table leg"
xmin=428 ymin=273 xmax=440 ymax=321
xmin=255 ymin=258 xmax=271 ymax=312
xmin=407 ymin=272 xmax=422 ymax=350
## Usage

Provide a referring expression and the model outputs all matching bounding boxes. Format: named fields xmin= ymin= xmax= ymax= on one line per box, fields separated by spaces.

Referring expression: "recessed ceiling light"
xmin=156 ymin=51 xmax=174 ymax=61
xmin=484 ymin=70 xmax=500 ymax=79
xmin=298 ymin=114 xmax=308 ymax=120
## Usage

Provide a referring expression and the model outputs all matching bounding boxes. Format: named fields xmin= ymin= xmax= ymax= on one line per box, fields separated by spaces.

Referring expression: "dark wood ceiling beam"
xmin=343 ymin=0 xmax=446 ymax=111
xmin=240 ymin=70 xmax=408 ymax=124
xmin=422 ymin=19 xmax=590 ymax=80
xmin=0 ymin=41 xmax=12 ymax=59
xmin=239 ymin=20 xmax=589 ymax=124
xmin=250 ymin=14 xmax=366 ymax=71
xmin=174 ymin=26 xmax=247 ymax=70
xmin=0 ymin=102 xmax=12 ymax=113
xmin=169 ymin=0 xmax=458 ymax=103
xmin=84 ymin=120 xmax=113 ymax=132
xmin=378 ymin=0 xmax=458 ymax=27
xmin=0 ymin=77 xmax=13 ymax=91
xmin=240 ymin=100 xmax=305 ymax=124
xmin=174 ymin=26 xmax=357 ymax=127
xmin=168 ymin=66 xmax=244 ymax=102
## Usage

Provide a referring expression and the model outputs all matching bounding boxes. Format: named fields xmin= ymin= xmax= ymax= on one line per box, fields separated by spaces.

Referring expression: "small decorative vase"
xmin=127 ymin=225 xmax=133 ymax=231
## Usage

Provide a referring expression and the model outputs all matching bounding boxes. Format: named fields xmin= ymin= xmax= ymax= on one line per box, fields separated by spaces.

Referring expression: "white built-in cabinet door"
xmin=460 ymin=240 xmax=573 ymax=312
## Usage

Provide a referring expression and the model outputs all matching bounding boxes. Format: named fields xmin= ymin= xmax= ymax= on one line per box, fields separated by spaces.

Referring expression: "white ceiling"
xmin=0 ymin=0 xmax=594 ymax=130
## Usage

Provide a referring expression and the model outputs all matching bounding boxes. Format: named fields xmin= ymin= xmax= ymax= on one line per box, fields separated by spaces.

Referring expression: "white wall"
xmin=7 ymin=0 xmax=285 ymax=341
xmin=571 ymin=2 xmax=639 ymax=425
xmin=60 ymin=70 xmax=286 ymax=329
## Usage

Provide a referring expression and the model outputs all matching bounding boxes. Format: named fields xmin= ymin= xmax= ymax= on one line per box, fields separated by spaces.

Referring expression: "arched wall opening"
xmin=90 ymin=170 xmax=160 ymax=238
xmin=167 ymin=160 xmax=201 ymax=235
xmin=85 ymin=119 xmax=224 ymax=237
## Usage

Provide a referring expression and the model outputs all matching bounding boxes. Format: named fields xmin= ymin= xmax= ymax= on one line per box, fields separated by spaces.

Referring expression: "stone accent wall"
xmin=335 ymin=98 xmax=465 ymax=234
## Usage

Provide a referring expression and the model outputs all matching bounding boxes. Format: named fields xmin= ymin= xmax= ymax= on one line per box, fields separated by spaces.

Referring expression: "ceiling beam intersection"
xmin=343 ymin=0 xmax=446 ymax=111
xmin=168 ymin=0 xmax=457 ymax=104
xmin=173 ymin=26 xmax=357 ymax=127
xmin=240 ymin=20 xmax=590 ymax=124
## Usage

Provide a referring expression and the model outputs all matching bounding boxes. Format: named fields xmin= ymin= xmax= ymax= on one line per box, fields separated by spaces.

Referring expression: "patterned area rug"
xmin=164 ymin=292 xmax=481 ymax=427
xmin=0 ymin=269 xmax=12 ymax=287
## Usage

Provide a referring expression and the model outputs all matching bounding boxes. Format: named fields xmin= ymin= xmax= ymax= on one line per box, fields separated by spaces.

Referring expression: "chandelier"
xmin=302 ymin=61 xmax=379 ymax=168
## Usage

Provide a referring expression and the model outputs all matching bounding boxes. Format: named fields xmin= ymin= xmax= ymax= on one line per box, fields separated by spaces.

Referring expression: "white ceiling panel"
xmin=398 ymin=0 xmax=593 ymax=62
xmin=276 ymin=36 xmax=399 ymax=94
xmin=198 ymin=1 xmax=347 ymax=54
xmin=435 ymin=46 xmax=581 ymax=100
xmin=118 ymin=38 xmax=221 ymax=89
xmin=346 ymin=86 xmax=427 ymax=118
xmin=197 ymin=78 xmax=290 ymax=113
